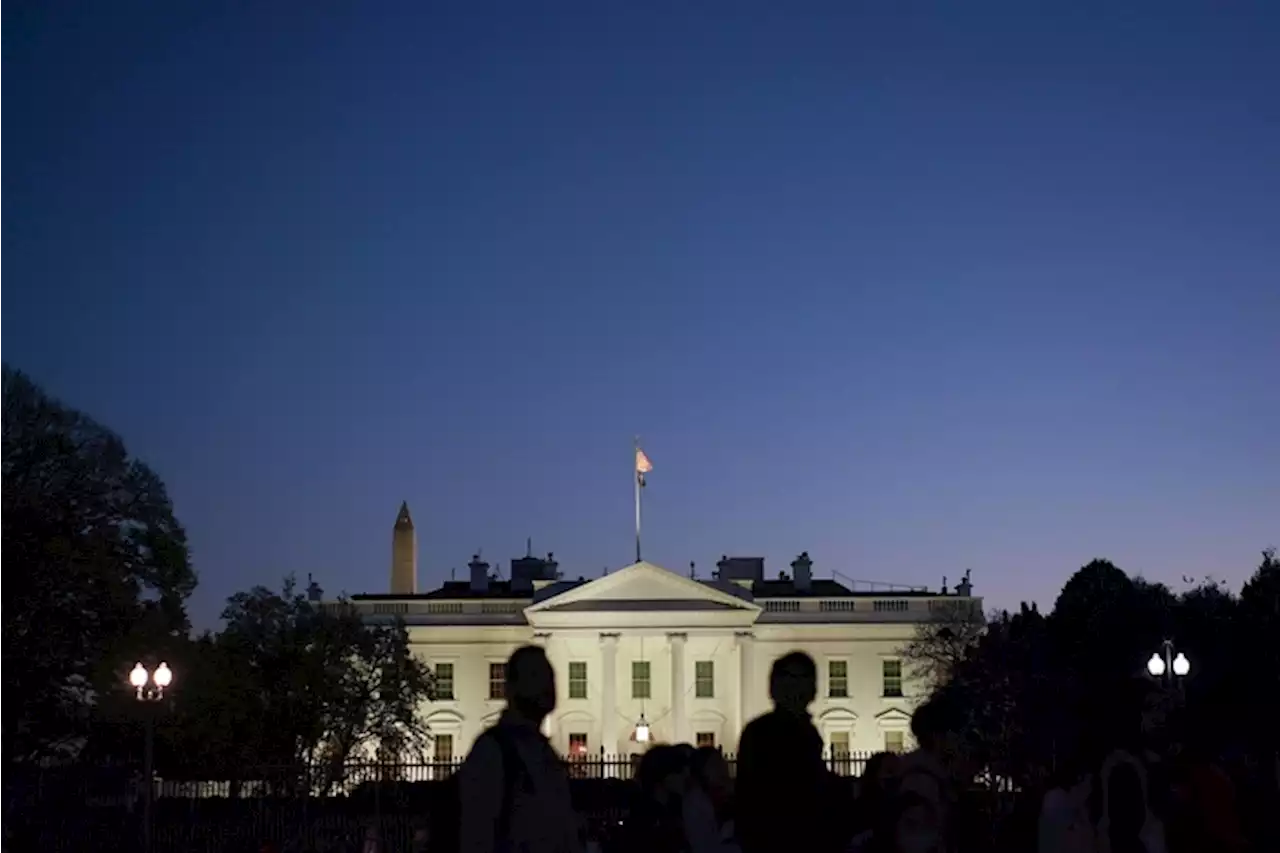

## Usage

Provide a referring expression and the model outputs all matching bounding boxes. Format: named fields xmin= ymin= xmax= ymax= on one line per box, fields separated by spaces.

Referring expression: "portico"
xmin=522 ymin=561 xmax=761 ymax=755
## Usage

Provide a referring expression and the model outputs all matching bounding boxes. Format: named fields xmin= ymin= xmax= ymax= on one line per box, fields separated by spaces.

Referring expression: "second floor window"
xmin=828 ymin=660 xmax=848 ymax=698
xmin=695 ymin=661 xmax=714 ymax=698
xmin=882 ymin=659 xmax=903 ymax=697
xmin=632 ymin=661 xmax=651 ymax=699
xmin=568 ymin=661 xmax=588 ymax=699
xmin=435 ymin=663 xmax=454 ymax=700
xmin=488 ymin=662 xmax=505 ymax=700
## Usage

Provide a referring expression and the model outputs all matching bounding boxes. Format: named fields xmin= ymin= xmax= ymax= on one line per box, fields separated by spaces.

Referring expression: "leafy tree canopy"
xmin=2 ymin=366 xmax=195 ymax=765
xmin=160 ymin=577 xmax=436 ymax=789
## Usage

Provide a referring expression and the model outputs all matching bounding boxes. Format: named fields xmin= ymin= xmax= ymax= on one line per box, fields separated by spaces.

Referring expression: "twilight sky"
xmin=5 ymin=1 xmax=1278 ymax=628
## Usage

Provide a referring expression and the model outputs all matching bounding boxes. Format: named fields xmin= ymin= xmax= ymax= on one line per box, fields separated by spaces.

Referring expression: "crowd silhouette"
xmin=442 ymin=645 xmax=1275 ymax=853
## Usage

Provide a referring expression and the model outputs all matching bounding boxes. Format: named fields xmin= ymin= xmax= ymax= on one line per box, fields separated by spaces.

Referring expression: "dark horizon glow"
xmin=6 ymin=2 xmax=1278 ymax=628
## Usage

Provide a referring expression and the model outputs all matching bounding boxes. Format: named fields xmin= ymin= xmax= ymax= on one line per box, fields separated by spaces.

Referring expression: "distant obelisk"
xmin=391 ymin=501 xmax=417 ymax=594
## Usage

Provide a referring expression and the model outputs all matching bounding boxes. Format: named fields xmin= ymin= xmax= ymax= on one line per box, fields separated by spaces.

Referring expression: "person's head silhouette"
xmin=505 ymin=645 xmax=557 ymax=725
xmin=910 ymin=692 xmax=967 ymax=763
xmin=768 ymin=651 xmax=817 ymax=715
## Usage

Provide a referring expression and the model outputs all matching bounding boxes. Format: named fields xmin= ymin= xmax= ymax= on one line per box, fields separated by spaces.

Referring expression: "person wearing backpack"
xmin=456 ymin=646 xmax=583 ymax=853
xmin=891 ymin=694 xmax=967 ymax=853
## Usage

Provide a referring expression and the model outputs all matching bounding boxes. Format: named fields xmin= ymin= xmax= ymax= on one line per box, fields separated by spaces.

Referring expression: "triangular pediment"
xmin=525 ymin=561 xmax=760 ymax=615
xmin=875 ymin=707 xmax=912 ymax=728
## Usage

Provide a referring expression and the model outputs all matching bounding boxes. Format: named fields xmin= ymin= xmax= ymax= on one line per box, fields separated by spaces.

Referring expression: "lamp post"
xmin=1146 ymin=639 xmax=1190 ymax=685
xmin=129 ymin=662 xmax=173 ymax=853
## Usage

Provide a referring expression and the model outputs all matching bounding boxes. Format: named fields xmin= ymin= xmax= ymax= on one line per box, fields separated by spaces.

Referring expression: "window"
xmin=696 ymin=732 xmax=716 ymax=748
xmin=884 ymin=730 xmax=906 ymax=753
xmin=433 ymin=733 xmax=454 ymax=763
xmin=882 ymin=659 xmax=903 ymax=697
xmin=828 ymin=660 xmax=849 ymax=698
xmin=695 ymin=661 xmax=714 ymax=698
xmin=489 ymin=662 xmax=505 ymax=700
xmin=435 ymin=663 xmax=454 ymax=700
xmin=568 ymin=661 xmax=588 ymax=700
xmin=632 ymin=661 xmax=651 ymax=699
xmin=830 ymin=731 xmax=850 ymax=757
xmin=568 ymin=733 xmax=588 ymax=756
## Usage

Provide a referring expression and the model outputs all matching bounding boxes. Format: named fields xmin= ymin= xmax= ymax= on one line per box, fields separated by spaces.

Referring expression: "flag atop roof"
xmin=635 ymin=447 xmax=653 ymax=487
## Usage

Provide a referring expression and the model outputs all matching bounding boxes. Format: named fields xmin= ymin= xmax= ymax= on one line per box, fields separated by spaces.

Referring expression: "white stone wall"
xmin=407 ymin=621 xmax=919 ymax=758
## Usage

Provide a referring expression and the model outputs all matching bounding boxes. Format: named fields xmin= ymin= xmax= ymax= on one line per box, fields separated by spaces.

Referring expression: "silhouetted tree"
xmin=1237 ymin=548 xmax=1280 ymax=753
xmin=2 ymin=366 xmax=195 ymax=765
xmin=935 ymin=603 xmax=1054 ymax=786
xmin=914 ymin=553 xmax=1279 ymax=789
xmin=901 ymin=598 xmax=987 ymax=691
xmin=168 ymin=577 xmax=436 ymax=791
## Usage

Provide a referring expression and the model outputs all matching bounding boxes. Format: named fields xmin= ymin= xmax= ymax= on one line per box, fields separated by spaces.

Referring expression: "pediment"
xmin=526 ymin=561 xmax=761 ymax=615
xmin=818 ymin=707 xmax=859 ymax=723
xmin=875 ymin=707 xmax=912 ymax=728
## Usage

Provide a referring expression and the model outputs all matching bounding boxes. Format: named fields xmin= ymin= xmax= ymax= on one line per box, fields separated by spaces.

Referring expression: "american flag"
xmin=635 ymin=448 xmax=653 ymax=486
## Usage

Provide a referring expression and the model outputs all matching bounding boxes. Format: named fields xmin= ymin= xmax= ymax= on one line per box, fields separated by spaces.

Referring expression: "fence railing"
xmin=9 ymin=752 xmax=879 ymax=853
xmin=143 ymin=750 xmax=876 ymax=798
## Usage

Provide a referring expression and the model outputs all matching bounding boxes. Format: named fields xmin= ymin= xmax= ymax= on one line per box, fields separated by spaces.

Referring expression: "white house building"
xmin=342 ymin=504 xmax=980 ymax=764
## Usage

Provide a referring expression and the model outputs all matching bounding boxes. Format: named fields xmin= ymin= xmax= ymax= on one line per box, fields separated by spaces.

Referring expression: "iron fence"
xmin=149 ymin=750 xmax=875 ymax=797
xmin=9 ymin=752 xmax=878 ymax=853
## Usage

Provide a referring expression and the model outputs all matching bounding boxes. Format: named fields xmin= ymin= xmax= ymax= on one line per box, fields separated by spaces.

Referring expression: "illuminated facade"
xmin=343 ymin=506 xmax=980 ymax=760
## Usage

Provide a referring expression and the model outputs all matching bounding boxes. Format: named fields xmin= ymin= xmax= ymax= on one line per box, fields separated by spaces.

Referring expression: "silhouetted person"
xmin=684 ymin=746 xmax=738 ymax=853
xmin=458 ymin=646 xmax=581 ymax=853
xmin=893 ymin=694 xmax=965 ymax=853
xmin=624 ymin=745 xmax=692 ymax=853
xmin=736 ymin=652 xmax=842 ymax=853
xmin=1037 ymin=748 xmax=1097 ymax=853
xmin=849 ymin=751 xmax=900 ymax=852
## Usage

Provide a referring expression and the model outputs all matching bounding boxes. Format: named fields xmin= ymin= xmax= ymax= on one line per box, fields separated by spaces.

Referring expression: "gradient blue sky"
xmin=6 ymin=1 xmax=1278 ymax=628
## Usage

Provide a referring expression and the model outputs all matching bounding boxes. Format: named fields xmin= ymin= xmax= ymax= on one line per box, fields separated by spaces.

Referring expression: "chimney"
xmin=717 ymin=556 xmax=766 ymax=583
xmin=390 ymin=502 xmax=417 ymax=595
xmin=307 ymin=573 xmax=324 ymax=603
xmin=469 ymin=553 xmax=490 ymax=593
xmin=956 ymin=569 xmax=973 ymax=598
xmin=791 ymin=551 xmax=813 ymax=592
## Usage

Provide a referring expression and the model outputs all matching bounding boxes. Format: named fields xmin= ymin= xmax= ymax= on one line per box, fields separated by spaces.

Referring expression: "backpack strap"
xmin=893 ymin=763 xmax=954 ymax=853
xmin=485 ymin=726 xmax=529 ymax=849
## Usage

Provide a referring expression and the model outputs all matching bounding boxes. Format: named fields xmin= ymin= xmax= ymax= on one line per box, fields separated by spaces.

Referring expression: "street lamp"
xmin=1146 ymin=640 xmax=1190 ymax=684
xmin=130 ymin=662 xmax=172 ymax=700
xmin=129 ymin=662 xmax=174 ymax=853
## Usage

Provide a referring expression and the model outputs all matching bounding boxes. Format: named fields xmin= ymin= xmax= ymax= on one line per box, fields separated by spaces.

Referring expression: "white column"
xmin=669 ymin=632 xmax=688 ymax=744
xmin=600 ymin=633 xmax=619 ymax=757
xmin=735 ymin=631 xmax=755 ymax=749
xmin=533 ymin=632 xmax=554 ymax=740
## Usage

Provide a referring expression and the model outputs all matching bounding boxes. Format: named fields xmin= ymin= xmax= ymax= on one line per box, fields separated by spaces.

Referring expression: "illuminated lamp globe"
xmin=129 ymin=663 xmax=149 ymax=688
xmin=1171 ymin=653 xmax=1190 ymax=677
xmin=1146 ymin=653 xmax=1166 ymax=677
xmin=634 ymin=716 xmax=651 ymax=744
xmin=154 ymin=662 xmax=174 ymax=688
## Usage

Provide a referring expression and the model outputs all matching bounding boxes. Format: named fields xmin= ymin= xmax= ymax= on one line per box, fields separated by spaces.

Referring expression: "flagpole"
xmin=634 ymin=437 xmax=643 ymax=563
